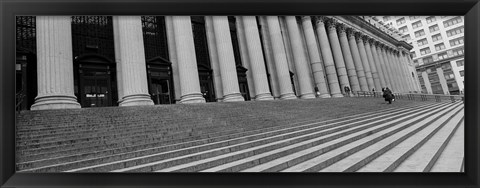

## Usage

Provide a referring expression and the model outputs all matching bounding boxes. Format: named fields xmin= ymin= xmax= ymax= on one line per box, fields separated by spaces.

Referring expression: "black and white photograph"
xmin=14 ymin=15 xmax=465 ymax=173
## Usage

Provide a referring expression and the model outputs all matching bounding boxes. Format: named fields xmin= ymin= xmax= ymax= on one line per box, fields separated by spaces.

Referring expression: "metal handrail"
xmin=353 ymin=91 xmax=464 ymax=103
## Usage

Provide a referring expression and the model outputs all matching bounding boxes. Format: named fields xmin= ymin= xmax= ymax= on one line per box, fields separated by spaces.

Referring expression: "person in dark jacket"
xmin=383 ymin=87 xmax=394 ymax=104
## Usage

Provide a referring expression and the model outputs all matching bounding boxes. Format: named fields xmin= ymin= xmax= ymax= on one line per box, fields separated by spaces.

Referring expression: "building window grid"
xmin=452 ymin=47 xmax=464 ymax=56
xmin=399 ymin=26 xmax=408 ymax=33
xmin=443 ymin=16 xmax=463 ymax=28
xmin=396 ymin=18 xmax=406 ymax=26
xmin=426 ymin=16 xmax=437 ymax=24
xmin=446 ymin=26 xmax=464 ymax=37
xmin=459 ymin=70 xmax=464 ymax=77
xmin=437 ymin=52 xmax=448 ymax=60
xmin=428 ymin=24 xmax=440 ymax=33
xmin=422 ymin=56 xmax=434 ymax=64
xmin=412 ymin=21 xmax=423 ymax=29
xmin=420 ymin=47 xmax=431 ymax=55
xmin=414 ymin=29 xmax=426 ymax=38
xmin=456 ymin=60 xmax=464 ymax=67
xmin=449 ymin=37 xmax=464 ymax=47
xmin=431 ymin=34 xmax=443 ymax=42
xmin=409 ymin=16 xmax=421 ymax=20
xmin=434 ymin=43 xmax=446 ymax=51
xmin=417 ymin=38 xmax=428 ymax=46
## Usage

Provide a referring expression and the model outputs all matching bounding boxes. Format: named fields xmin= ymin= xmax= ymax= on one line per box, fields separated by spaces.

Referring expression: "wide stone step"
xmin=430 ymin=120 xmax=464 ymax=172
xmin=67 ymin=102 xmax=453 ymax=172
xmin=16 ymin=102 xmax=432 ymax=171
xmin=246 ymin=102 xmax=460 ymax=172
xmin=321 ymin=105 xmax=463 ymax=172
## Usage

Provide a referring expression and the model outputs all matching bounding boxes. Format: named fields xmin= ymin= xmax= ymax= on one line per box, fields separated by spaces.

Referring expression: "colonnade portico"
xmin=26 ymin=15 xmax=421 ymax=110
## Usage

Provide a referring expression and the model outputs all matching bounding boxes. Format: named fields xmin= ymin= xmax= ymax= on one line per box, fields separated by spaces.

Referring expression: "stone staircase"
xmin=15 ymin=97 xmax=464 ymax=172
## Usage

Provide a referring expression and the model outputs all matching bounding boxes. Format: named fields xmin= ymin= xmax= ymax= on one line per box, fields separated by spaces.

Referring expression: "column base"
xmin=331 ymin=93 xmax=344 ymax=98
xmin=119 ymin=94 xmax=154 ymax=106
xmin=31 ymin=95 xmax=81 ymax=110
xmin=179 ymin=93 xmax=206 ymax=104
xmin=318 ymin=93 xmax=331 ymax=98
xmin=279 ymin=93 xmax=297 ymax=100
xmin=255 ymin=93 xmax=274 ymax=101
xmin=223 ymin=93 xmax=245 ymax=102
xmin=300 ymin=93 xmax=316 ymax=99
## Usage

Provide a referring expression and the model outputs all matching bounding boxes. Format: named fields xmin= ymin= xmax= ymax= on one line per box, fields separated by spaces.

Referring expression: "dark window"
xmin=142 ymin=16 xmax=169 ymax=60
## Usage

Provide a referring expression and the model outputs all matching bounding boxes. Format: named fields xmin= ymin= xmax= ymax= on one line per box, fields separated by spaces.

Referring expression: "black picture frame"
xmin=1 ymin=0 xmax=479 ymax=187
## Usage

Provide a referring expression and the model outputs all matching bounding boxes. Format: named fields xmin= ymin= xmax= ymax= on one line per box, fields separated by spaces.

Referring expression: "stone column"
xmin=265 ymin=16 xmax=297 ymax=100
xmin=165 ymin=16 xmax=182 ymax=102
xmin=31 ymin=16 xmax=81 ymax=110
xmin=300 ymin=16 xmax=330 ymax=98
xmin=393 ymin=51 xmax=408 ymax=92
xmin=364 ymin=37 xmax=382 ymax=91
xmin=205 ymin=16 xmax=224 ymax=102
xmin=408 ymin=54 xmax=422 ymax=92
xmin=421 ymin=71 xmax=432 ymax=94
xmin=378 ymin=45 xmax=393 ymax=88
xmin=370 ymin=41 xmax=387 ymax=89
xmin=241 ymin=16 xmax=274 ymax=100
xmin=235 ymin=16 xmax=256 ymax=99
xmin=285 ymin=16 xmax=315 ymax=99
xmin=336 ymin=24 xmax=360 ymax=93
xmin=386 ymin=48 xmax=400 ymax=91
xmin=211 ymin=16 xmax=245 ymax=102
xmin=172 ymin=16 xmax=205 ymax=103
xmin=355 ymin=32 xmax=375 ymax=91
xmin=346 ymin=29 xmax=369 ymax=92
xmin=325 ymin=18 xmax=350 ymax=95
xmin=259 ymin=16 xmax=281 ymax=98
xmin=400 ymin=51 xmax=415 ymax=92
xmin=314 ymin=16 xmax=342 ymax=97
xmin=113 ymin=16 xmax=154 ymax=106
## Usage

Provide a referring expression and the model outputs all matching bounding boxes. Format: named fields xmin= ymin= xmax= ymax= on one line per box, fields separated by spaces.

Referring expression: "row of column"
xmin=31 ymin=15 xmax=420 ymax=110
xmin=308 ymin=16 xmax=419 ymax=96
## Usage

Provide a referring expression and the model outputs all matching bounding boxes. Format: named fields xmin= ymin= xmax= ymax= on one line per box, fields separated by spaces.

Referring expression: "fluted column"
xmin=31 ymin=16 xmax=81 ymax=110
xmin=386 ymin=48 xmax=400 ymax=91
xmin=408 ymin=54 xmax=422 ymax=92
xmin=314 ymin=16 xmax=342 ymax=97
xmin=266 ymin=16 xmax=297 ymax=100
xmin=172 ymin=16 xmax=205 ymax=103
xmin=205 ymin=16 xmax=224 ymax=102
xmin=259 ymin=17 xmax=281 ymax=98
xmin=165 ymin=16 xmax=182 ymax=102
xmin=336 ymin=24 xmax=360 ymax=93
xmin=371 ymin=41 xmax=387 ymax=89
xmin=355 ymin=33 xmax=375 ymax=91
xmin=378 ymin=45 xmax=393 ymax=88
xmin=364 ymin=37 xmax=382 ymax=91
xmin=211 ymin=16 xmax=245 ymax=102
xmin=400 ymin=51 xmax=415 ymax=92
xmin=235 ymin=16 xmax=256 ymax=99
xmin=113 ymin=16 xmax=154 ymax=106
xmin=326 ymin=19 xmax=350 ymax=94
xmin=394 ymin=50 xmax=408 ymax=92
xmin=285 ymin=16 xmax=315 ymax=99
xmin=241 ymin=16 xmax=274 ymax=100
xmin=301 ymin=16 xmax=330 ymax=98
xmin=347 ymin=29 xmax=368 ymax=92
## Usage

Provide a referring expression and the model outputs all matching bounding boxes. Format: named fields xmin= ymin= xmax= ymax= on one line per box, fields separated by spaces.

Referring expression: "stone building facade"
xmin=15 ymin=16 xmax=421 ymax=110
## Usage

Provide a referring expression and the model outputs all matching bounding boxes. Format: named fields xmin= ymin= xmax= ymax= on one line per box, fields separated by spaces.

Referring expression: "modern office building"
xmin=378 ymin=16 xmax=465 ymax=95
xmin=15 ymin=16 xmax=420 ymax=110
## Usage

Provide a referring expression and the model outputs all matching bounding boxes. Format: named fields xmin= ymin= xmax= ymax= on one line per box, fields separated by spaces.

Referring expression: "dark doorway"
xmin=74 ymin=55 xmax=117 ymax=108
xmin=147 ymin=57 xmax=174 ymax=104
xmin=237 ymin=65 xmax=250 ymax=101
xmin=198 ymin=65 xmax=216 ymax=102
xmin=16 ymin=16 xmax=37 ymax=111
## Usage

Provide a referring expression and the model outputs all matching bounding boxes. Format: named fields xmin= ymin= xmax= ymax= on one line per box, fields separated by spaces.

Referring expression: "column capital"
xmin=325 ymin=18 xmax=338 ymax=31
xmin=301 ymin=16 xmax=312 ymax=22
xmin=314 ymin=16 xmax=328 ymax=27
xmin=361 ymin=35 xmax=370 ymax=45
xmin=354 ymin=31 xmax=364 ymax=43
xmin=367 ymin=38 xmax=376 ymax=45
xmin=336 ymin=23 xmax=347 ymax=34
xmin=346 ymin=28 xmax=356 ymax=38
